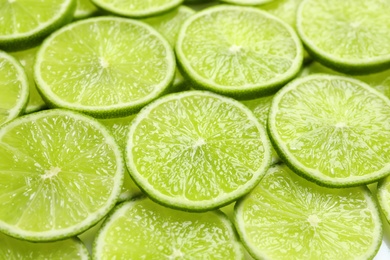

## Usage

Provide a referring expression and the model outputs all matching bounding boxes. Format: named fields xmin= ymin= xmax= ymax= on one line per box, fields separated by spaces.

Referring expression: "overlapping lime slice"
xmin=74 ymin=0 xmax=99 ymax=20
xmin=268 ymin=74 xmax=390 ymax=187
xmin=93 ymin=197 xmax=244 ymax=259
xmin=0 ymin=109 xmax=124 ymax=241
xmin=34 ymin=17 xmax=175 ymax=118
xmin=0 ymin=0 xmax=76 ymax=51
xmin=297 ymin=0 xmax=390 ymax=74
xmin=0 ymin=50 xmax=29 ymax=126
xmin=234 ymin=164 xmax=382 ymax=260
xmin=126 ymin=91 xmax=271 ymax=211
xmin=176 ymin=5 xmax=303 ymax=98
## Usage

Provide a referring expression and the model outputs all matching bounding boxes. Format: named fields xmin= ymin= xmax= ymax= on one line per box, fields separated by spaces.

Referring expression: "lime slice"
xmin=220 ymin=0 xmax=273 ymax=5
xmin=297 ymin=0 xmax=390 ymax=74
xmin=142 ymin=6 xmax=195 ymax=92
xmin=268 ymin=74 xmax=390 ymax=187
xmin=126 ymin=91 xmax=271 ymax=211
xmin=176 ymin=5 xmax=303 ymax=99
xmin=0 ymin=50 xmax=29 ymax=126
xmin=0 ymin=233 xmax=90 ymax=259
xmin=74 ymin=0 xmax=99 ymax=20
xmin=378 ymin=176 xmax=390 ymax=225
xmin=34 ymin=17 xmax=175 ymax=118
xmin=234 ymin=164 xmax=382 ymax=260
xmin=100 ymin=115 xmax=142 ymax=202
xmin=91 ymin=0 xmax=184 ymax=18
xmin=0 ymin=109 xmax=124 ymax=241
xmin=93 ymin=197 xmax=244 ymax=259
xmin=0 ymin=0 xmax=76 ymax=52
xmin=10 ymin=47 xmax=47 ymax=114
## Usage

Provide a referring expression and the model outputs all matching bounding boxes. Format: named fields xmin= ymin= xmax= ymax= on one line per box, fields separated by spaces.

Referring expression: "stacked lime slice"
xmin=93 ymin=197 xmax=244 ymax=259
xmin=0 ymin=109 xmax=123 ymax=241
xmin=0 ymin=0 xmax=76 ymax=51
xmin=34 ymin=17 xmax=175 ymax=118
xmin=235 ymin=164 xmax=382 ymax=260
xmin=0 ymin=50 xmax=29 ymax=126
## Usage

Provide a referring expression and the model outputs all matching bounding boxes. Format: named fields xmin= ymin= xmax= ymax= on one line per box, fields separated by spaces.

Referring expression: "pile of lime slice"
xmin=0 ymin=0 xmax=390 ymax=259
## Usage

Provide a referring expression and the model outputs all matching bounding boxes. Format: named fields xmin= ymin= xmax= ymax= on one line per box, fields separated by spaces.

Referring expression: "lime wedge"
xmin=234 ymin=164 xmax=382 ymax=260
xmin=93 ymin=197 xmax=244 ymax=259
xmin=0 ymin=109 xmax=124 ymax=241
xmin=268 ymin=75 xmax=390 ymax=187
xmin=126 ymin=91 xmax=271 ymax=211
xmin=10 ymin=47 xmax=47 ymax=114
xmin=0 ymin=233 xmax=90 ymax=259
xmin=91 ymin=0 xmax=184 ymax=18
xmin=176 ymin=5 xmax=303 ymax=99
xmin=34 ymin=17 xmax=175 ymax=118
xmin=74 ymin=0 xmax=99 ymax=20
xmin=0 ymin=0 xmax=76 ymax=51
xmin=100 ymin=115 xmax=142 ymax=202
xmin=297 ymin=0 xmax=390 ymax=74
xmin=0 ymin=50 xmax=29 ymax=126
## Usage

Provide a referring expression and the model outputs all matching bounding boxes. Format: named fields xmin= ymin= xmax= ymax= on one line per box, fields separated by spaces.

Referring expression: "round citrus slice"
xmin=268 ymin=74 xmax=390 ymax=187
xmin=0 ymin=109 xmax=124 ymax=241
xmin=126 ymin=91 xmax=271 ymax=211
xmin=93 ymin=197 xmax=244 ymax=259
xmin=234 ymin=164 xmax=383 ymax=260
xmin=0 ymin=50 xmax=29 ymax=126
xmin=0 ymin=0 xmax=76 ymax=52
xmin=74 ymin=0 xmax=99 ymax=20
xmin=297 ymin=0 xmax=390 ymax=74
xmin=0 ymin=234 xmax=90 ymax=259
xmin=34 ymin=17 xmax=175 ymax=118
xmin=176 ymin=5 xmax=303 ymax=99
xmin=91 ymin=0 xmax=184 ymax=18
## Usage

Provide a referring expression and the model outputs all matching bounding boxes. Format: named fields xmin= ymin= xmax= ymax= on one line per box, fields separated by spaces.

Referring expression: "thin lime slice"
xmin=91 ymin=0 xmax=184 ymax=18
xmin=0 ymin=234 xmax=90 ymax=259
xmin=74 ymin=0 xmax=99 ymax=20
xmin=220 ymin=0 xmax=273 ymax=5
xmin=176 ymin=5 xmax=303 ymax=99
xmin=0 ymin=109 xmax=124 ymax=241
xmin=93 ymin=197 xmax=244 ymax=259
xmin=234 ymin=164 xmax=382 ymax=260
xmin=268 ymin=75 xmax=390 ymax=187
xmin=378 ymin=177 xmax=390 ymax=225
xmin=0 ymin=50 xmax=29 ymax=126
xmin=142 ymin=6 xmax=195 ymax=92
xmin=126 ymin=91 xmax=271 ymax=211
xmin=34 ymin=17 xmax=175 ymax=118
xmin=0 ymin=0 xmax=76 ymax=51
xmin=10 ymin=47 xmax=47 ymax=114
xmin=297 ymin=0 xmax=390 ymax=74
xmin=100 ymin=115 xmax=142 ymax=202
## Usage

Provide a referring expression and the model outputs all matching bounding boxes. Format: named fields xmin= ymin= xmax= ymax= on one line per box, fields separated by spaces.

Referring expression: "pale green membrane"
xmin=235 ymin=164 xmax=382 ymax=260
xmin=93 ymin=197 xmax=244 ymax=259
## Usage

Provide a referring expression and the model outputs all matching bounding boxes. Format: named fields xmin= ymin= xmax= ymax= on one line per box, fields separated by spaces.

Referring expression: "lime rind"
xmin=34 ymin=17 xmax=176 ymax=118
xmin=126 ymin=90 xmax=272 ymax=211
xmin=175 ymin=5 xmax=304 ymax=99
xmin=268 ymin=75 xmax=390 ymax=187
xmin=0 ymin=0 xmax=77 ymax=52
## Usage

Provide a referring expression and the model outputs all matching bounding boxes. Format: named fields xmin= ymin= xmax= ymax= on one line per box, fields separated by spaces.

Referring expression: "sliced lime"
xmin=0 ymin=109 xmax=124 ymax=241
xmin=234 ymin=164 xmax=382 ymax=260
xmin=0 ymin=233 xmax=90 ymax=259
xmin=91 ymin=0 xmax=184 ymax=18
xmin=34 ymin=17 xmax=175 ymax=118
xmin=74 ymin=0 xmax=99 ymax=20
xmin=297 ymin=0 xmax=390 ymax=74
xmin=0 ymin=0 xmax=76 ymax=51
xmin=268 ymin=74 xmax=390 ymax=187
xmin=10 ymin=46 xmax=47 ymax=114
xmin=93 ymin=197 xmax=244 ymax=259
xmin=378 ymin=176 xmax=390 ymax=226
xmin=176 ymin=5 xmax=303 ymax=98
xmin=126 ymin=91 xmax=271 ymax=211
xmin=100 ymin=115 xmax=142 ymax=202
xmin=0 ymin=50 xmax=29 ymax=126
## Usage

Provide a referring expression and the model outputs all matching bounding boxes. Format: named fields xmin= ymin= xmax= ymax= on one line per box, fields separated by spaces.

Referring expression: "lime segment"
xmin=93 ymin=197 xmax=244 ymax=259
xmin=268 ymin=75 xmax=390 ymax=187
xmin=234 ymin=164 xmax=382 ymax=260
xmin=126 ymin=91 xmax=271 ymax=211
